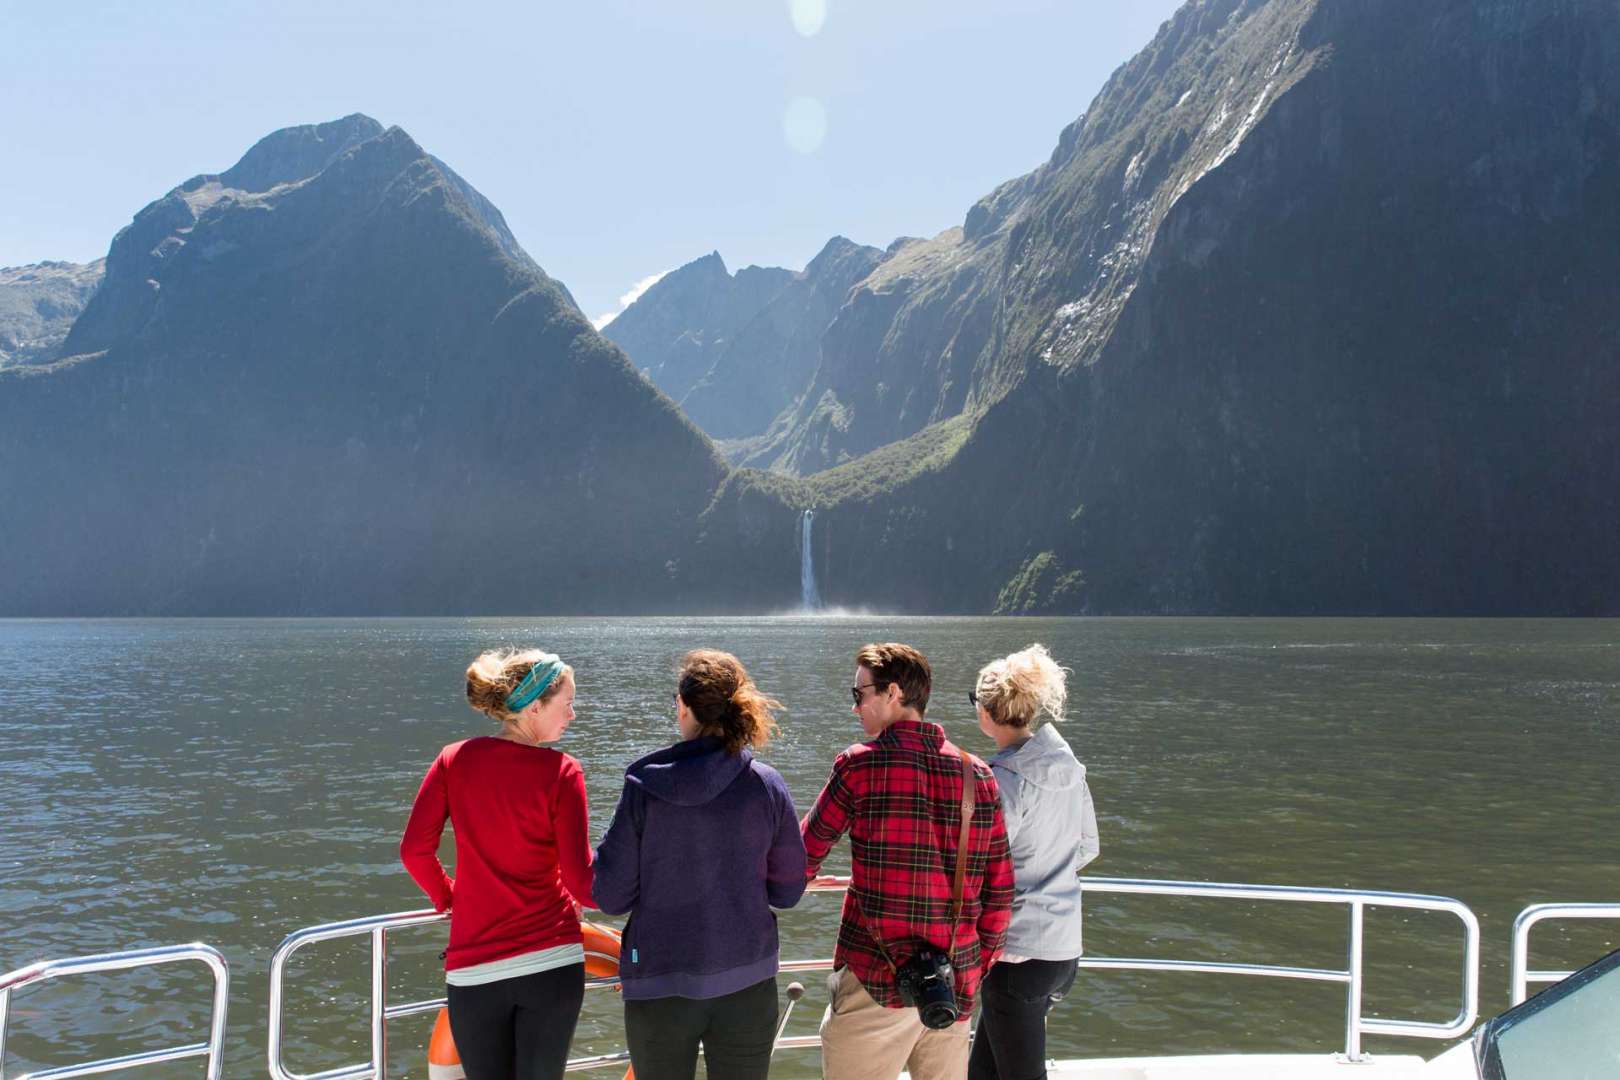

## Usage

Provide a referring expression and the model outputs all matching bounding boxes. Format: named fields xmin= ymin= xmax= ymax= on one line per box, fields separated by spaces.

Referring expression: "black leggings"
xmin=446 ymin=963 xmax=585 ymax=1080
xmin=968 ymin=957 xmax=1079 ymax=1080
xmin=623 ymin=976 xmax=780 ymax=1080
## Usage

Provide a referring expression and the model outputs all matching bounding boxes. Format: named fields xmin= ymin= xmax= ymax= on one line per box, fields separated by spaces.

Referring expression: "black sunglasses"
xmin=967 ymin=690 xmax=978 ymax=707
xmin=850 ymin=681 xmax=887 ymax=706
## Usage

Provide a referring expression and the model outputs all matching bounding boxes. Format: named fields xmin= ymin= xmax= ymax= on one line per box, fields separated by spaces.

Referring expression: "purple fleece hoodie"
xmin=591 ymin=735 xmax=808 ymax=1000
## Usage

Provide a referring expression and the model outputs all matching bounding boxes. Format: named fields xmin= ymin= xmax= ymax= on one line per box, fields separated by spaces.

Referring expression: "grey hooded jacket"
xmin=988 ymin=723 xmax=1099 ymax=960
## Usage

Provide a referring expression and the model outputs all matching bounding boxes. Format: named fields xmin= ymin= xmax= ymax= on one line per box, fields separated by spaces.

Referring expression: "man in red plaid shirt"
xmin=801 ymin=643 xmax=1015 ymax=1080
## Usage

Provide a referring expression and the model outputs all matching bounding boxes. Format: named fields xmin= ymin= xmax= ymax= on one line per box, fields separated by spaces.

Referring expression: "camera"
xmin=894 ymin=946 xmax=959 ymax=1029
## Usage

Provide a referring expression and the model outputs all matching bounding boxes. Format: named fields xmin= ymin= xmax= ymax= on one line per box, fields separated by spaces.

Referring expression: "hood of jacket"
xmin=990 ymin=723 xmax=1086 ymax=791
xmin=625 ymin=735 xmax=751 ymax=806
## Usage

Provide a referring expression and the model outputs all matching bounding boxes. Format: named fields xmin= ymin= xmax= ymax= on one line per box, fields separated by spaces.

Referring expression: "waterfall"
xmin=800 ymin=509 xmax=821 ymax=611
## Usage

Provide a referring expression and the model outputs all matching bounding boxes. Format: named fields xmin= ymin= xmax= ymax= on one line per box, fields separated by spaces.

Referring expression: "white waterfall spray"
xmin=800 ymin=509 xmax=821 ymax=610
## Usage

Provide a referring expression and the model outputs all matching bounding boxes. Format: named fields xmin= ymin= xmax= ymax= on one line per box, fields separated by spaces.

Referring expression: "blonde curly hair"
xmin=974 ymin=643 xmax=1069 ymax=730
xmin=465 ymin=649 xmax=573 ymax=722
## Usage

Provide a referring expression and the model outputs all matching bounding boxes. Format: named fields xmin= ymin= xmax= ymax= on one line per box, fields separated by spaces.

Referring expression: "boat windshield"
xmin=1477 ymin=946 xmax=1620 ymax=1079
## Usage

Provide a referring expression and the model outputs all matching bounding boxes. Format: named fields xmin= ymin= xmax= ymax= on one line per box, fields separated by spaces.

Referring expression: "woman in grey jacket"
xmin=968 ymin=644 xmax=1099 ymax=1080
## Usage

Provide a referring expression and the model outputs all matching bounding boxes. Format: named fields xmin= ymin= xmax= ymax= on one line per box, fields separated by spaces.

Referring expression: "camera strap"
xmin=850 ymin=750 xmax=978 ymax=974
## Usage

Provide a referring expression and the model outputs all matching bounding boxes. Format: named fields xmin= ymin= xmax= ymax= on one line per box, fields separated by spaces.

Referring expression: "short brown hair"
xmin=855 ymin=642 xmax=931 ymax=715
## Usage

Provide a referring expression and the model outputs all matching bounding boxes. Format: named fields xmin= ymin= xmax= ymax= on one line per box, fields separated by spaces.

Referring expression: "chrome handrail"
xmin=1509 ymin=902 xmax=1620 ymax=1005
xmin=1076 ymin=878 xmax=1479 ymax=1061
xmin=0 ymin=944 xmax=229 ymax=1080
xmin=267 ymin=908 xmax=447 ymax=1080
xmin=269 ymin=876 xmax=1478 ymax=1073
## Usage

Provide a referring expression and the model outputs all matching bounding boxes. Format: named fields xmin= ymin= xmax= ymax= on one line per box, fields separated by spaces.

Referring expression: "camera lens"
xmin=919 ymin=999 xmax=958 ymax=1030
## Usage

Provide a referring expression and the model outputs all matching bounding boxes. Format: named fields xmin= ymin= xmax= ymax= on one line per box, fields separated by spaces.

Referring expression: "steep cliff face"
xmin=700 ymin=0 xmax=1620 ymax=615
xmin=0 ymin=118 xmax=725 ymax=615
xmin=1042 ymin=0 xmax=1620 ymax=615
xmin=734 ymin=230 xmax=994 ymax=473
xmin=0 ymin=259 xmax=104 ymax=367
xmin=605 ymin=238 xmax=885 ymax=441
xmin=692 ymin=236 xmax=885 ymax=442
xmin=744 ymin=2 xmax=1328 ymax=476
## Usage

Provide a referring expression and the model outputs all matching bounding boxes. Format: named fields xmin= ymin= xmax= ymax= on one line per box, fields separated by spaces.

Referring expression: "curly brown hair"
xmin=676 ymin=649 xmax=782 ymax=755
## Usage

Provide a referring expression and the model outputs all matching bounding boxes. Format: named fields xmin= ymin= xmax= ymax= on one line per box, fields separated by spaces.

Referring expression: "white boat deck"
xmin=1039 ymin=1044 xmax=1477 ymax=1080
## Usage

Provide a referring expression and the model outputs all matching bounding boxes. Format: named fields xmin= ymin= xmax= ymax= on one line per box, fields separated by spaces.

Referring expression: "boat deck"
xmin=1041 ymin=1046 xmax=1476 ymax=1080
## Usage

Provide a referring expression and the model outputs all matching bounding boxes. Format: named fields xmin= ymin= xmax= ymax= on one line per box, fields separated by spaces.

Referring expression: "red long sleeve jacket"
xmin=400 ymin=737 xmax=595 ymax=971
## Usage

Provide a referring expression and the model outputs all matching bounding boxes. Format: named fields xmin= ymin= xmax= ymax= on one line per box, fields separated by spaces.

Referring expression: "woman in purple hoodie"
xmin=592 ymin=649 xmax=808 ymax=1080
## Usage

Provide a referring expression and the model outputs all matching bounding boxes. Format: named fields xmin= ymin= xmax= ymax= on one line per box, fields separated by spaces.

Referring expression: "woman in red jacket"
xmin=401 ymin=649 xmax=595 ymax=1080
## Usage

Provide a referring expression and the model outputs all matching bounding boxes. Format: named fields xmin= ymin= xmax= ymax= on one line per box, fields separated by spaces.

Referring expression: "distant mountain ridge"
xmin=602 ymin=236 xmax=886 ymax=442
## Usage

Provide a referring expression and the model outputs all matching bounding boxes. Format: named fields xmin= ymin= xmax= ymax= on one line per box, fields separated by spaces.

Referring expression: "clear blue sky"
xmin=3 ymin=0 xmax=1185 ymax=325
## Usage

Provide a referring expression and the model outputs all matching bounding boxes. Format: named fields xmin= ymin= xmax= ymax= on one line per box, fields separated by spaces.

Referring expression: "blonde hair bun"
xmin=975 ymin=643 xmax=1069 ymax=729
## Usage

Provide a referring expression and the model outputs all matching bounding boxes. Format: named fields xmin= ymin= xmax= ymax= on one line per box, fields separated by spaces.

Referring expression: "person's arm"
xmin=589 ymin=778 xmax=643 ymax=915
xmin=1076 ymin=777 xmax=1100 ymax=871
xmin=400 ymin=752 xmax=454 ymax=911
xmin=800 ymin=754 xmax=856 ymax=879
xmin=976 ymin=790 xmax=1015 ymax=972
xmin=765 ymin=772 xmax=809 ymax=908
xmin=553 ymin=756 xmax=596 ymax=910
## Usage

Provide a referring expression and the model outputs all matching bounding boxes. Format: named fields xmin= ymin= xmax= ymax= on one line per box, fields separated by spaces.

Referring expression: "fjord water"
xmin=2 ymin=617 xmax=1617 ymax=1077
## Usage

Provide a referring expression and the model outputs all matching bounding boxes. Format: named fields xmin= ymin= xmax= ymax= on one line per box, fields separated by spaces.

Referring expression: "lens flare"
xmin=789 ymin=0 xmax=827 ymax=37
xmin=783 ymin=96 xmax=827 ymax=155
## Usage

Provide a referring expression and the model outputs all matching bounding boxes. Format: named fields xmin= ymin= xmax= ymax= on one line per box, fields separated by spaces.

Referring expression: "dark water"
xmin=2 ymin=617 xmax=1618 ymax=1077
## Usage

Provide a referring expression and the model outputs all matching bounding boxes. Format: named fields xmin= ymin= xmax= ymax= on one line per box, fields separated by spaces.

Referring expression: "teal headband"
xmin=504 ymin=654 xmax=565 ymax=713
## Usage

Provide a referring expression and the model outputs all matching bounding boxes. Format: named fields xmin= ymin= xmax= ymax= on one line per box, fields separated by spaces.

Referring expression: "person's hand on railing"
xmin=809 ymin=875 xmax=851 ymax=890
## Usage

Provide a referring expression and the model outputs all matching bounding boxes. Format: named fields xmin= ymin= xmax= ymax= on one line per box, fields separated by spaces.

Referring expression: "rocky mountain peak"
xmin=217 ymin=113 xmax=387 ymax=194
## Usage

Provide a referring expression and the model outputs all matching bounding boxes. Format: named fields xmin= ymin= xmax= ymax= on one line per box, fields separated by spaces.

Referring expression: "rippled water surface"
xmin=2 ymin=617 xmax=1618 ymax=1076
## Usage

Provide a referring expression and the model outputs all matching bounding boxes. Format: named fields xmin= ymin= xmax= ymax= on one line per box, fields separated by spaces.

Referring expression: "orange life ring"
xmin=427 ymin=923 xmax=631 ymax=1080
xmin=427 ymin=1007 xmax=464 ymax=1080
xmin=582 ymin=921 xmax=623 ymax=978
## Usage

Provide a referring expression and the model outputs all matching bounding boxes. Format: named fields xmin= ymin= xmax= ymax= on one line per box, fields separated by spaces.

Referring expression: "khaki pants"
xmin=818 ymin=967 xmax=969 ymax=1080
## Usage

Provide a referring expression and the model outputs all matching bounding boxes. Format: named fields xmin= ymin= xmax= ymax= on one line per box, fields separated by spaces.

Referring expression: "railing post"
xmin=204 ymin=952 xmax=230 ymax=1080
xmin=1510 ymin=908 xmax=1532 ymax=1006
xmin=1 ymin=985 xmax=11 ymax=1074
xmin=1343 ymin=900 xmax=1365 ymax=1061
xmin=372 ymin=926 xmax=388 ymax=1080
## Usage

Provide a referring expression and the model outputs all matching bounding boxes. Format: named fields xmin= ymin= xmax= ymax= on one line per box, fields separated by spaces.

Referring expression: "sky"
xmin=2 ymin=0 xmax=1186 ymax=327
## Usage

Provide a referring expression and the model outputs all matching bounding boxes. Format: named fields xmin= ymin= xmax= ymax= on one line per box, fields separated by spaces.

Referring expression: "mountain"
xmin=602 ymin=252 xmax=791 ymax=411
xmin=0 ymin=259 xmax=104 ymax=368
xmin=605 ymin=238 xmax=885 ymax=442
xmin=695 ymin=0 xmax=1620 ymax=615
xmin=8 ymin=0 xmax=1617 ymax=617
xmin=0 ymin=116 xmax=724 ymax=615
xmin=732 ymin=229 xmax=993 ymax=473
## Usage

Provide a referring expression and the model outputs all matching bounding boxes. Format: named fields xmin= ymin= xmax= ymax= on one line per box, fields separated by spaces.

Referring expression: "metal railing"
xmin=268 ymin=908 xmax=446 ymax=1080
xmin=0 ymin=944 xmax=229 ymax=1080
xmin=267 ymin=908 xmax=628 ymax=1080
xmin=1509 ymin=902 xmax=1620 ymax=1005
xmin=1074 ymin=878 xmax=1479 ymax=1061
xmin=268 ymin=876 xmax=1478 ymax=1074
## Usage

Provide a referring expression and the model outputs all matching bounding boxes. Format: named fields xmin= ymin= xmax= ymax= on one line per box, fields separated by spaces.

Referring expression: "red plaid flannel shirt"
xmin=801 ymin=718 xmax=1014 ymax=1013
